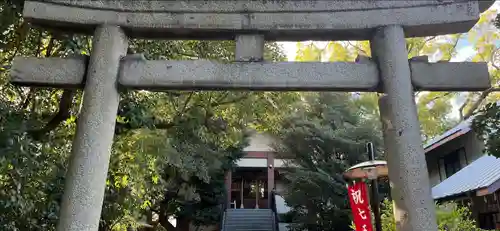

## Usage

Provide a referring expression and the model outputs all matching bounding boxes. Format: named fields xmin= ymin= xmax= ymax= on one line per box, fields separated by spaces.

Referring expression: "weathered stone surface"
xmin=410 ymin=61 xmax=491 ymax=91
xmin=10 ymin=55 xmax=86 ymax=88
xmin=235 ymin=34 xmax=264 ymax=62
xmin=23 ymin=0 xmax=493 ymax=40
xmin=10 ymin=57 xmax=491 ymax=92
xmin=56 ymin=25 xmax=128 ymax=231
xmin=118 ymin=59 xmax=380 ymax=91
xmin=378 ymin=95 xmax=403 ymax=228
xmin=372 ymin=25 xmax=438 ymax=231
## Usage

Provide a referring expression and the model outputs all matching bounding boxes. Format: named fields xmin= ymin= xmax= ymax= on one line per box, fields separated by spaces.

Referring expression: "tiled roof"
xmin=423 ymin=117 xmax=473 ymax=152
xmin=432 ymin=155 xmax=500 ymax=200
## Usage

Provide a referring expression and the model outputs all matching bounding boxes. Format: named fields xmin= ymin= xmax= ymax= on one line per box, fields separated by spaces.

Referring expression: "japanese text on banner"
xmin=347 ymin=181 xmax=373 ymax=231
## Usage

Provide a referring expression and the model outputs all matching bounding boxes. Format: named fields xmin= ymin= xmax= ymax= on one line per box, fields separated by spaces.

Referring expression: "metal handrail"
xmin=220 ymin=190 xmax=228 ymax=231
xmin=270 ymin=189 xmax=280 ymax=231
xmin=220 ymin=211 xmax=226 ymax=231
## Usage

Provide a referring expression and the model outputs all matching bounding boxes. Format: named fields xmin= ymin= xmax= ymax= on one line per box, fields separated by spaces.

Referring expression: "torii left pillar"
xmin=56 ymin=25 xmax=128 ymax=231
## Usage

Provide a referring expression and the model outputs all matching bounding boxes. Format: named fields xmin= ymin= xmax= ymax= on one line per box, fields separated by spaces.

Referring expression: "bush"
xmin=378 ymin=199 xmax=486 ymax=231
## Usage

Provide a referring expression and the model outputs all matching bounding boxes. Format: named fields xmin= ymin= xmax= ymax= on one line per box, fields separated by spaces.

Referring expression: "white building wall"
xmin=243 ymin=132 xmax=276 ymax=152
xmin=426 ymin=131 xmax=485 ymax=186
xmin=275 ymin=194 xmax=291 ymax=214
xmin=235 ymin=158 xmax=268 ymax=168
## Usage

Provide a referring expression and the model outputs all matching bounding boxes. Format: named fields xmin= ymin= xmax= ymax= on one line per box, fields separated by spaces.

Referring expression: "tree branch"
xmin=408 ymin=36 xmax=437 ymax=57
xmin=442 ymin=35 xmax=461 ymax=62
xmin=160 ymin=219 xmax=178 ymax=231
xmin=428 ymin=92 xmax=453 ymax=102
xmin=20 ymin=89 xmax=35 ymax=110
xmin=168 ymin=93 xmax=180 ymax=114
xmin=34 ymin=30 xmax=44 ymax=57
xmin=20 ymin=34 xmax=58 ymax=111
xmin=210 ymin=93 xmax=250 ymax=107
xmin=180 ymin=92 xmax=194 ymax=114
xmin=458 ymin=95 xmax=472 ymax=121
xmin=29 ymin=89 xmax=77 ymax=140
xmin=491 ymin=47 xmax=500 ymax=70
xmin=116 ymin=92 xmax=250 ymax=134
xmin=346 ymin=41 xmax=368 ymax=56
xmin=214 ymin=92 xmax=230 ymax=103
xmin=154 ymin=121 xmax=176 ymax=130
xmin=425 ymin=36 xmax=437 ymax=43
xmin=109 ymin=214 xmax=127 ymax=231
xmin=463 ymin=87 xmax=500 ymax=120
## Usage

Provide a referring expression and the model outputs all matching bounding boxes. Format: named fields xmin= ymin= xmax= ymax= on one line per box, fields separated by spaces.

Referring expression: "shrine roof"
xmin=432 ymin=155 xmax=500 ymax=200
xmin=423 ymin=118 xmax=473 ymax=153
xmin=424 ymin=101 xmax=500 ymax=153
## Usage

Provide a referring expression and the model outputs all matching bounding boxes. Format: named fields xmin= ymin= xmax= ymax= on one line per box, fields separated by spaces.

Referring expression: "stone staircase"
xmin=223 ymin=209 xmax=275 ymax=231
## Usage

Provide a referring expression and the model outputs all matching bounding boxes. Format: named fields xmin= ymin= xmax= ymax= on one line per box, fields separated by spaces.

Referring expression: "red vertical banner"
xmin=347 ymin=181 xmax=373 ymax=231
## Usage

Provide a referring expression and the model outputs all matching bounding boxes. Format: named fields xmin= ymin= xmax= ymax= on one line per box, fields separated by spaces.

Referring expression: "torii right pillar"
xmin=373 ymin=26 xmax=438 ymax=230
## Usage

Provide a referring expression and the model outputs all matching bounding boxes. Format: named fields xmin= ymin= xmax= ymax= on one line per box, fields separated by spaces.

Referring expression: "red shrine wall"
xmin=244 ymin=151 xmax=271 ymax=159
xmin=225 ymin=151 xmax=277 ymax=207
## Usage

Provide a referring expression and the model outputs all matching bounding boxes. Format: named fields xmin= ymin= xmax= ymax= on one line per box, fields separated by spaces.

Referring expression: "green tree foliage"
xmin=293 ymin=39 xmax=459 ymax=141
xmin=292 ymin=5 xmax=500 ymax=141
xmin=0 ymin=99 xmax=68 ymax=230
xmin=282 ymin=7 xmax=500 ymax=231
xmin=472 ymin=102 xmax=500 ymax=158
xmin=379 ymin=199 xmax=486 ymax=231
xmin=463 ymin=8 xmax=500 ymax=122
xmin=0 ymin=1 xmax=299 ymax=230
xmin=277 ymin=92 xmax=382 ymax=231
xmin=472 ymin=6 xmax=500 ymax=159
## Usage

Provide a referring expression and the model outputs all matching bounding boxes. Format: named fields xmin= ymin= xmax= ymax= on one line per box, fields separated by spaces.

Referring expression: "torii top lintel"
xmin=24 ymin=0 xmax=493 ymax=41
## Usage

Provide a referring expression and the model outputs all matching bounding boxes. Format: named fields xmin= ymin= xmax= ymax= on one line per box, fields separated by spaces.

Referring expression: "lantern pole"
xmin=367 ymin=142 xmax=382 ymax=231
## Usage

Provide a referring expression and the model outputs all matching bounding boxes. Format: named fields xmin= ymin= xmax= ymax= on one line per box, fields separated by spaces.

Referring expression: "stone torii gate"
xmin=11 ymin=1 xmax=493 ymax=231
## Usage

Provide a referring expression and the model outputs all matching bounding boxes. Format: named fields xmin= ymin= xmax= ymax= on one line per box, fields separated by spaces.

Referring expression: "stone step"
xmin=226 ymin=220 xmax=273 ymax=223
xmin=225 ymin=217 xmax=273 ymax=222
xmin=226 ymin=223 xmax=272 ymax=226
xmin=225 ymin=228 xmax=272 ymax=230
xmin=225 ymin=222 xmax=273 ymax=226
xmin=225 ymin=215 xmax=273 ymax=219
xmin=224 ymin=225 xmax=273 ymax=230
xmin=226 ymin=212 xmax=273 ymax=215
xmin=226 ymin=210 xmax=272 ymax=215
xmin=225 ymin=229 xmax=271 ymax=231
xmin=226 ymin=214 xmax=273 ymax=218
xmin=225 ymin=225 xmax=272 ymax=228
xmin=224 ymin=209 xmax=274 ymax=231
xmin=226 ymin=209 xmax=272 ymax=212
xmin=226 ymin=213 xmax=272 ymax=216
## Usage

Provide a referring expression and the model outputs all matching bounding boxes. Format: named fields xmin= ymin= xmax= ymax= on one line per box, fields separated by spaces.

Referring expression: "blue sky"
xmin=450 ymin=38 xmax=474 ymax=62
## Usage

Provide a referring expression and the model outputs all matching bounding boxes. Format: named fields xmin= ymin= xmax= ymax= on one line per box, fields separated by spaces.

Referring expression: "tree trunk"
xmin=462 ymin=87 xmax=500 ymax=120
xmin=177 ymin=217 xmax=191 ymax=231
xmin=159 ymin=204 xmax=181 ymax=231
xmin=98 ymin=223 xmax=109 ymax=231
xmin=159 ymin=217 xmax=179 ymax=231
xmin=139 ymin=210 xmax=156 ymax=231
